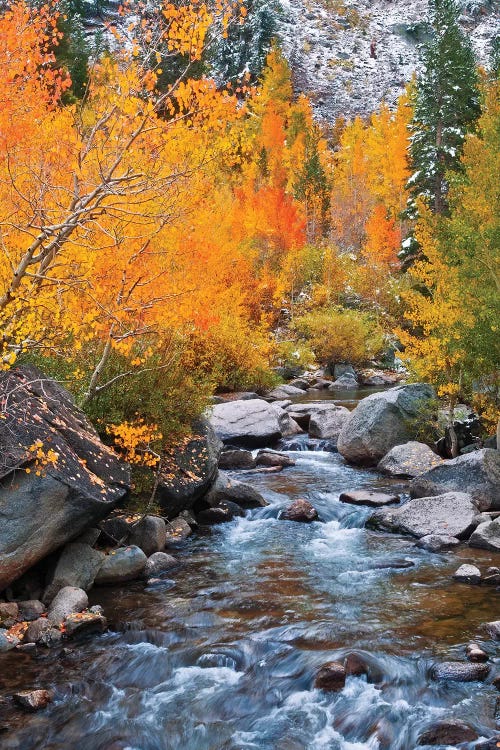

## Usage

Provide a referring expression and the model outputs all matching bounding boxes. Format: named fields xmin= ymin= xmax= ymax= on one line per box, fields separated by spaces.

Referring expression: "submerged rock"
xmin=280 ymin=499 xmax=319 ymax=522
xmin=417 ymin=719 xmax=478 ymax=745
xmin=314 ymin=661 xmax=346 ymax=691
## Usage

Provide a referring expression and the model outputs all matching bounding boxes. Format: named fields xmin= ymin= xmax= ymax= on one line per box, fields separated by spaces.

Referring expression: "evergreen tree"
xmin=401 ymin=0 xmax=480 ymax=264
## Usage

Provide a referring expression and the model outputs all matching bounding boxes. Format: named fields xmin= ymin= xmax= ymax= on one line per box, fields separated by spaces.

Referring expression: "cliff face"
xmin=276 ymin=0 xmax=499 ymax=122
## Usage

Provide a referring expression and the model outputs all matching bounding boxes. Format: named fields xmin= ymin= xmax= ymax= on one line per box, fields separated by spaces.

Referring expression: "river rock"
xmin=95 ymin=546 xmax=147 ymax=584
xmin=368 ymin=492 xmax=480 ymax=539
xmin=308 ymin=406 xmax=350 ymax=441
xmin=340 ymin=490 xmax=400 ymax=507
xmin=156 ymin=419 xmax=221 ymax=518
xmin=288 ymin=378 xmax=310 ymax=390
xmin=453 ymin=564 xmax=481 ymax=584
xmin=337 ymin=384 xmax=436 ymax=466
xmin=314 ymin=661 xmax=346 ymax=691
xmin=485 ymin=621 xmax=500 ymax=640
xmin=201 ymin=472 xmax=268 ymax=509
xmin=17 ymin=600 xmax=45 ymax=622
xmin=0 ymin=365 xmax=131 ymax=593
xmin=476 ymin=739 xmax=500 ymax=750
xmin=218 ymin=449 xmax=257 ymax=470
xmin=417 ymin=719 xmax=478 ymax=745
xmin=23 ymin=617 xmax=52 ymax=644
xmin=466 ymin=643 xmax=488 ymax=662
xmin=13 ymin=689 xmax=53 ymax=711
xmin=329 ymin=373 xmax=359 ymax=389
xmin=164 ymin=517 xmax=192 ymax=546
xmin=144 ymin=552 xmax=178 ymax=578
xmin=0 ymin=628 xmax=18 ymax=652
xmin=483 ymin=567 xmax=500 ymax=585
xmin=64 ymin=612 xmax=107 ymax=638
xmin=271 ymin=404 xmax=303 ymax=438
xmin=469 ymin=518 xmax=500 ymax=552
xmin=43 ymin=543 xmax=106 ymax=604
xmin=266 ymin=385 xmax=305 ymax=400
xmin=99 ymin=515 xmax=131 ymax=546
xmin=377 ymin=442 xmax=443 ymax=478
xmin=410 ymin=449 xmax=500 ymax=511
xmin=333 ymin=364 xmax=357 ymax=380
xmin=344 ymin=652 xmax=383 ymax=683
xmin=280 ymin=499 xmax=319 ymax=522
xmin=430 ymin=661 xmax=490 ymax=682
xmin=128 ymin=516 xmax=167 ymax=557
xmin=256 ymin=450 xmax=296 ymax=468
xmin=0 ymin=602 xmax=18 ymax=627
xmin=415 ymin=535 xmax=460 ymax=552
xmin=47 ymin=586 xmax=88 ymax=625
xmin=209 ymin=399 xmax=283 ymax=448
xmin=196 ymin=500 xmax=244 ymax=524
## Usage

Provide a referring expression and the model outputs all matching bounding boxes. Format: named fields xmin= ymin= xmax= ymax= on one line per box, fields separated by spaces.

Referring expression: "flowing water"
xmin=1 ymin=390 xmax=499 ymax=750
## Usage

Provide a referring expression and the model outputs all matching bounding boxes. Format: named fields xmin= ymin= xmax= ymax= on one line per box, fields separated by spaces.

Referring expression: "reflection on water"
xmin=0 ymin=392 xmax=499 ymax=749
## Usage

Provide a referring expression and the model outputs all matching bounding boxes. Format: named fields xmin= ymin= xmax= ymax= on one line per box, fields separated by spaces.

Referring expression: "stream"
xmin=1 ymin=389 xmax=499 ymax=750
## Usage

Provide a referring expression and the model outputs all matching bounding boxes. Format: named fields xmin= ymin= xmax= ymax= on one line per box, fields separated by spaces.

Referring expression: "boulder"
xmin=339 ymin=490 xmax=399 ymax=508
xmin=0 ymin=602 xmax=18 ymax=627
xmin=358 ymin=370 xmax=400 ymax=386
xmin=410 ymin=449 xmax=500 ymax=511
xmin=271 ymin=404 xmax=303 ymax=438
xmin=466 ymin=643 xmax=488 ymax=663
xmin=47 ymin=586 xmax=88 ymax=625
xmin=128 ymin=516 xmax=167 ymax=557
xmin=415 ymin=535 xmax=460 ymax=552
xmin=336 ymin=384 xmax=435 ymax=466
xmin=94 ymin=546 xmax=147 ymax=585
xmin=255 ymin=450 xmax=296 ymax=469
xmin=417 ymin=719 xmax=478 ymax=745
xmin=288 ymin=378 xmax=310 ymax=390
xmin=200 ymin=473 xmax=267 ymax=509
xmin=377 ymin=442 xmax=443 ymax=478
xmin=343 ymin=652 xmax=383 ymax=683
xmin=156 ymin=419 xmax=221 ymax=518
xmin=218 ymin=449 xmax=257 ymax=470
xmin=469 ymin=518 xmax=500 ymax=552
xmin=453 ymin=564 xmax=481 ymax=584
xmin=266 ymin=385 xmax=305 ymax=400
xmin=368 ymin=492 xmax=480 ymax=539
xmin=314 ymin=662 xmax=346 ymax=691
xmin=64 ymin=612 xmax=107 ymax=638
xmin=0 ymin=365 xmax=131 ymax=592
xmin=209 ymin=399 xmax=283 ymax=448
xmin=280 ymin=499 xmax=319 ymax=522
xmin=17 ymin=600 xmax=45 ymax=622
xmin=13 ymin=690 xmax=53 ymax=711
xmin=164 ymin=517 xmax=192 ymax=547
xmin=328 ymin=374 xmax=359 ymax=390
xmin=196 ymin=501 xmax=244 ymax=524
xmin=485 ymin=621 xmax=500 ymax=640
xmin=430 ymin=661 xmax=490 ymax=682
xmin=333 ymin=364 xmax=357 ymax=380
xmin=144 ymin=552 xmax=178 ymax=578
xmin=43 ymin=542 xmax=105 ymax=604
xmin=23 ymin=618 xmax=52 ymax=644
xmin=308 ymin=406 xmax=350 ymax=441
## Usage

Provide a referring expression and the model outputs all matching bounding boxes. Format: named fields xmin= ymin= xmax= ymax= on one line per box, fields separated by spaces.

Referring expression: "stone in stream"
xmin=209 ymin=399 xmax=283 ymax=448
xmin=22 ymin=618 xmax=52 ymax=644
xmin=128 ymin=515 xmax=167 ymax=557
xmin=43 ymin=542 xmax=106 ymax=604
xmin=314 ymin=661 xmax=346 ymax=691
xmin=377 ymin=441 xmax=444 ymax=478
xmin=64 ymin=612 xmax=107 ymax=638
xmin=47 ymin=586 xmax=88 ymax=625
xmin=337 ymin=383 xmax=436 ymax=466
xmin=308 ymin=406 xmax=350 ymax=441
xmin=328 ymin=373 xmax=359 ymax=389
xmin=453 ymin=564 xmax=482 ymax=584
xmin=469 ymin=518 xmax=500 ymax=552
xmin=255 ymin=450 xmax=296 ymax=469
xmin=196 ymin=501 xmax=244 ymax=524
xmin=266 ymin=385 xmax=306 ymax=400
xmin=475 ymin=739 xmax=500 ymax=750
xmin=200 ymin=472 xmax=268 ymax=509
xmin=218 ymin=449 xmax=257 ymax=470
xmin=339 ymin=490 xmax=400 ymax=508
xmin=483 ymin=567 xmax=500 ymax=586
xmin=466 ymin=643 xmax=488 ymax=663
xmin=484 ymin=621 xmax=500 ymax=640
xmin=415 ymin=534 xmax=460 ymax=552
xmin=164 ymin=517 xmax=192 ymax=547
xmin=94 ymin=546 xmax=147 ymax=585
xmin=280 ymin=499 xmax=319 ymax=522
xmin=13 ymin=690 xmax=53 ymax=711
xmin=0 ymin=628 xmax=18 ymax=652
xmin=17 ymin=600 xmax=45 ymax=622
xmin=410 ymin=448 xmax=500 ymax=511
xmin=430 ymin=661 xmax=490 ymax=682
xmin=368 ymin=492 xmax=480 ymax=539
xmin=417 ymin=719 xmax=478 ymax=745
xmin=0 ymin=602 xmax=18 ymax=628
xmin=343 ymin=652 xmax=384 ymax=683
xmin=143 ymin=552 xmax=178 ymax=578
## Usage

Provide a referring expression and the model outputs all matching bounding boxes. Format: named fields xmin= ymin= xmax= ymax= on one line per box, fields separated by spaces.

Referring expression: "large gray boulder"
xmin=0 ymin=366 xmax=131 ymax=593
xmin=266 ymin=384 xmax=305 ymax=400
xmin=43 ymin=543 xmax=105 ymax=604
xmin=377 ymin=442 xmax=444 ymax=478
xmin=410 ymin=449 xmax=500 ymax=511
xmin=198 ymin=472 xmax=268 ymax=510
xmin=94 ymin=546 xmax=147 ymax=585
xmin=337 ymin=384 xmax=435 ymax=466
xmin=128 ymin=515 xmax=167 ymax=557
xmin=308 ymin=406 xmax=350 ymax=441
xmin=156 ymin=418 xmax=221 ymax=518
xmin=368 ymin=492 xmax=480 ymax=539
xmin=469 ymin=518 xmax=500 ymax=552
xmin=209 ymin=399 xmax=283 ymax=448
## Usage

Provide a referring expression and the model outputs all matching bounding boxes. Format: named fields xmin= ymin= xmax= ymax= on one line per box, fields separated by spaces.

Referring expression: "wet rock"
xmin=43 ymin=542 xmax=106 ymax=604
xmin=314 ymin=661 xmax=346 ymax=691
xmin=453 ymin=564 xmax=481 ymax=584
xmin=493 ymin=675 xmax=500 ymax=692
xmin=0 ymin=628 xmax=18 ymax=652
xmin=483 ymin=567 xmax=500 ymax=585
xmin=196 ymin=501 xmax=244 ymax=524
xmin=256 ymin=450 xmax=296 ymax=469
xmin=38 ymin=627 xmax=63 ymax=648
xmin=144 ymin=552 xmax=178 ymax=578
xmin=337 ymin=384 xmax=435 ymax=466
xmin=0 ymin=365 xmax=131 ymax=593
xmin=17 ymin=600 xmax=45 ymax=622
xmin=308 ymin=406 xmax=350 ymax=441
xmin=23 ymin=617 xmax=52 ymax=644
xmin=344 ymin=652 xmax=383 ymax=683
xmin=340 ymin=490 xmax=399 ymax=507
xmin=218 ymin=449 xmax=257 ymax=470
xmin=64 ymin=612 xmax=107 ymax=638
xmin=485 ymin=621 xmax=500 ymax=640
xmin=430 ymin=661 xmax=490 ymax=682
xmin=0 ymin=602 xmax=18 ymax=627
xmin=280 ymin=499 xmax=319 ymax=522
xmin=410 ymin=449 xmax=500 ymax=511
xmin=475 ymin=738 xmax=500 ymax=750
xmin=164 ymin=517 xmax=192 ymax=547
xmin=377 ymin=442 xmax=443 ymax=478
xmin=128 ymin=516 xmax=167 ymax=557
xmin=368 ymin=492 xmax=480 ymax=539
xmin=466 ymin=643 xmax=488 ymax=662
xmin=469 ymin=518 xmax=500 ymax=552
xmin=201 ymin=472 xmax=267 ymax=509
xmin=209 ymin=399 xmax=283 ymax=448
xmin=156 ymin=418 xmax=221 ymax=518
xmin=372 ymin=559 xmax=415 ymax=569
xmin=266 ymin=385 xmax=305 ymax=400
xmin=13 ymin=690 xmax=53 ymax=711
xmin=415 ymin=535 xmax=460 ymax=552
xmin=94 ymin=546 xmax=147 ymax=585
xmin=417 ymin=719 xmax=478 ymax=745
xmin=47 ymin=586 xmax=88 ymax=625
